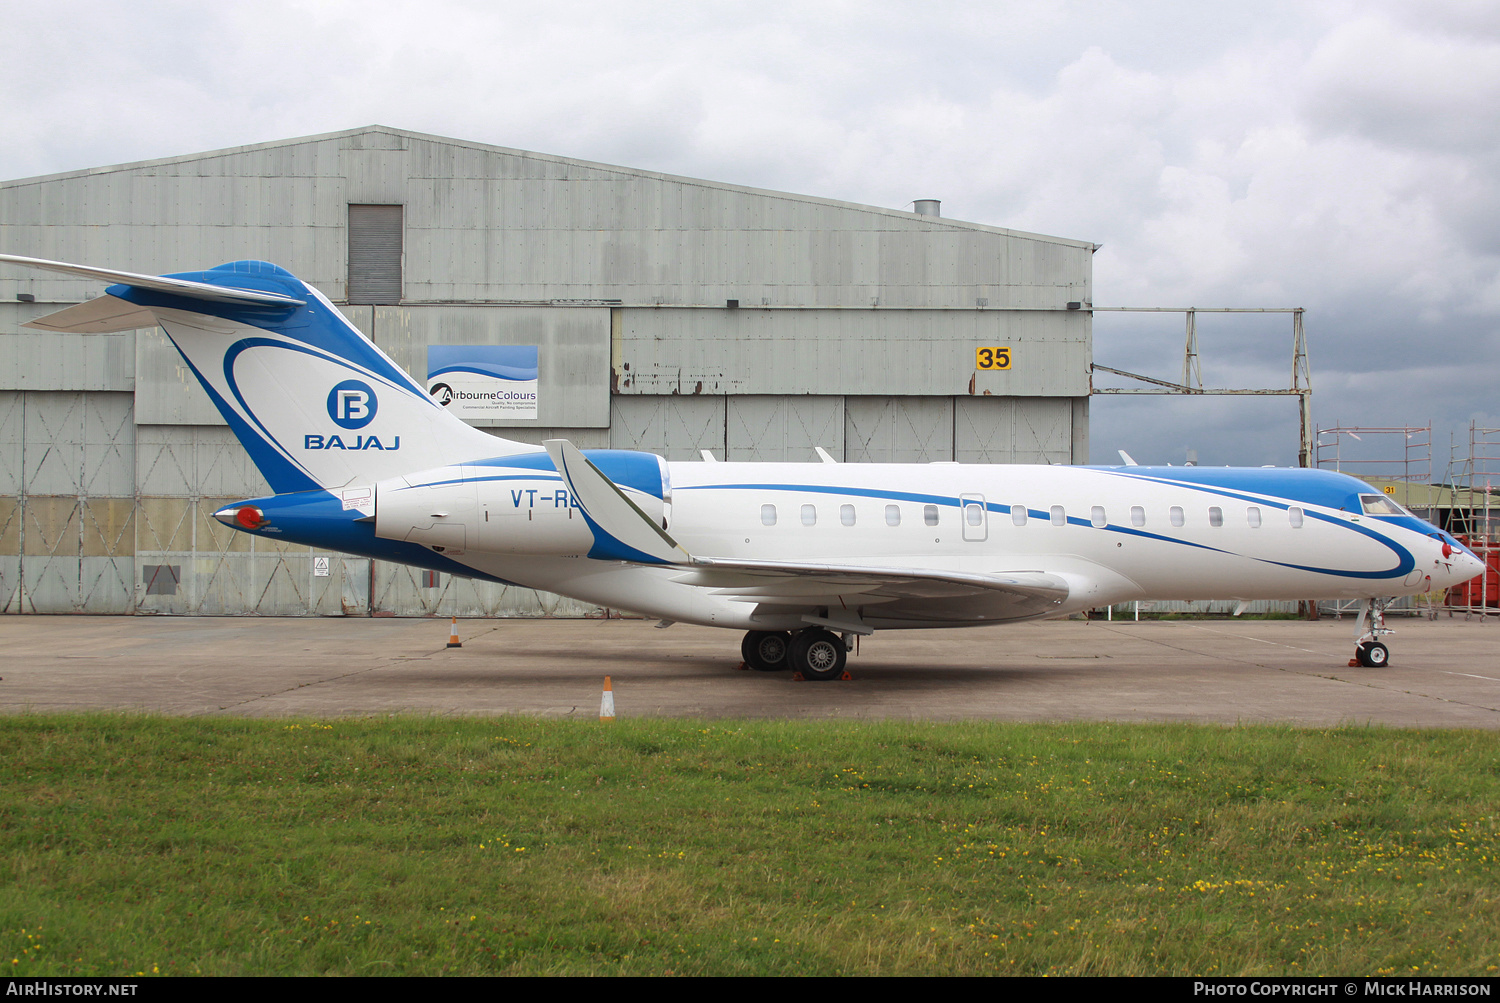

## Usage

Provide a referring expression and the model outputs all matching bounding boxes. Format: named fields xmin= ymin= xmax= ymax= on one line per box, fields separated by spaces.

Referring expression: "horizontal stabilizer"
xmin=0 ymin=254 xmax=305 ymax=307
xmin=23 ymin=295 xmax=157 ymax=334
xmin=545 ymin=438 xmax=691 ymax=565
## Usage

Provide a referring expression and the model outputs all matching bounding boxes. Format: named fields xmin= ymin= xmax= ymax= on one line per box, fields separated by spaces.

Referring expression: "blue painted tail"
xmin=7 ymin=256 xmax=531 ymax=492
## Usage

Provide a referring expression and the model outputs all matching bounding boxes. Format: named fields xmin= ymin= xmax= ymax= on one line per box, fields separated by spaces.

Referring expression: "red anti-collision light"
xmin=235 ymin=506 xmax=267 ymax=530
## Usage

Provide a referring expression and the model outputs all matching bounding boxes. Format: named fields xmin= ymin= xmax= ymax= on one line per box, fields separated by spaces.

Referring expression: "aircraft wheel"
xmin=1357 ymin=641 xmax=1390 ymax=668
xmin=741 ymin=630 xmax=792 ymax=672
xmin=791 ymin=628 xmax=846 ymax=681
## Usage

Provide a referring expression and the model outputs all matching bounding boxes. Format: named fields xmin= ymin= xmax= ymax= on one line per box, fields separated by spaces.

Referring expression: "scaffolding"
xmin=1315 ymin=424 xmax=1433 ymax=492
xmin=1090 ymin=306 xmax=1313 ymax=465
xmin=1439 ymin=422 xmax=1500 ymax=619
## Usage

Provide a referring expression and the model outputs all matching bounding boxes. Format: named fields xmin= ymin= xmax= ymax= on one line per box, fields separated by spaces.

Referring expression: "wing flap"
xmin=677 ymin=558 xmax=1070 ymax=610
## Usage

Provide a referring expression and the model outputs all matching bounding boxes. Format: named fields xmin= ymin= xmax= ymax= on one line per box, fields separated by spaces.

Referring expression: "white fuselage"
xmin=372 ymin=459 xmax=1479 ymax=632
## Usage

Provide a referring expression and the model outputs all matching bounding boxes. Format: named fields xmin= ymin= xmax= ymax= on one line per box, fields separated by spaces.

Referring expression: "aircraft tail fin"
xmin=3 ymin=254 xmax=537 ymax=493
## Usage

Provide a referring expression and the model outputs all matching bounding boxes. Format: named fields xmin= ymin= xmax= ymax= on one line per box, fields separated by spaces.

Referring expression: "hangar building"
xmin=0 ymin=126 xmax=1094 ymax=616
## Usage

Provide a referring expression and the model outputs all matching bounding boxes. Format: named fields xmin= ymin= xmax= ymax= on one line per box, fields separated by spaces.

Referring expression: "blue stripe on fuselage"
xmin=1100 ymin=466 xmax=1369 ymax=511
xmin=675 ymin=475 xmax=1415 ymax=580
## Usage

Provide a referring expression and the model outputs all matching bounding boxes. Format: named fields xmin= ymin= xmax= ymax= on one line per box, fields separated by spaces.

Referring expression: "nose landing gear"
xmin=1350 ymin=598 xmax=1394 ymax=668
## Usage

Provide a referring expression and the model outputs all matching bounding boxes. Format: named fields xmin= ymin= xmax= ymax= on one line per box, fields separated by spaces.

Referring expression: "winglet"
xmin=544 ymin=439 xmax=691 ymax=565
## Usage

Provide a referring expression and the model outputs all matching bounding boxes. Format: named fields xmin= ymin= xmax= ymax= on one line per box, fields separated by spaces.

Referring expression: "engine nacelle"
xmin=373 ymin=450 xmax=670 ymax=558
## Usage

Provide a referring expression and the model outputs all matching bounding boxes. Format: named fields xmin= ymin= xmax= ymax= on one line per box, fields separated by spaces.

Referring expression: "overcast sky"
xmin=3 ymin=0 xmax=1497 ymax=474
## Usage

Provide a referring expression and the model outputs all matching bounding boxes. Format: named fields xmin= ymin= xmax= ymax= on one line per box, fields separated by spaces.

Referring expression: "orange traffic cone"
xmin=600 ymin=676 xmax=616 ymax=721
xmin=446 ymin=617 xmax=462 ymax=648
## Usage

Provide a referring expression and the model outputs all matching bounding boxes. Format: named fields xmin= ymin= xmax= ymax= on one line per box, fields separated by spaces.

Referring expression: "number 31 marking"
xmin=975 ymin=347 xmax=1012 ymax=370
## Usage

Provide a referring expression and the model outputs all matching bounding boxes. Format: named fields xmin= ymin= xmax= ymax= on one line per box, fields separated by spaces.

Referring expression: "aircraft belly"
xmin=439 ymin=553 xmax=759 ymax=628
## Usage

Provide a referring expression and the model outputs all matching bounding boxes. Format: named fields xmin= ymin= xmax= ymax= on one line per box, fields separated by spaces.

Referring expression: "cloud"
xmin=1304 ymin=10 xmax=1500 ymax=156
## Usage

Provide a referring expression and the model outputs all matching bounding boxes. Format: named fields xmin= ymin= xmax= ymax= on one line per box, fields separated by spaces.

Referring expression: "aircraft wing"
xmin=545 ymin=437 xmax=1070 ymax=624
xmin=673 ymin=559 xmax=1070 ymax=622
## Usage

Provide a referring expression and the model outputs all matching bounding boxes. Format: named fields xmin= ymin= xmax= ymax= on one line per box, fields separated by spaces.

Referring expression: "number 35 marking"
xmin=975 ymin=347 xmax=1012 ymax=370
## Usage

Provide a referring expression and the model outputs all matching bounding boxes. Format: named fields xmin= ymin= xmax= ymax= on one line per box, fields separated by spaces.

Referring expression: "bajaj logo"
xmin=327 ymin=379 xmax=378 ymax=429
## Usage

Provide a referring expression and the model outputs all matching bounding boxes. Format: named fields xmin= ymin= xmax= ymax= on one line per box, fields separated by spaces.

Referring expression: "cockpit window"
xmin=1359 ymin=494 xmax=1405 ymax=516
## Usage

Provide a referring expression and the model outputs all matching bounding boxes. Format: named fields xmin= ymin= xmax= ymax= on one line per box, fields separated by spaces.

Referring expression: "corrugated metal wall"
xmin=614 ymin=308 xmax=1088 ymax=398
xmin=1 ymin=391 xmax=135 ymax=613
xmin=1 ymin=127 xmax=1092 ymax=313
xmin=133 ymin=423 xmax=347 ymax=616
xmin=606 ymin=394 xmax=1081 ymax=464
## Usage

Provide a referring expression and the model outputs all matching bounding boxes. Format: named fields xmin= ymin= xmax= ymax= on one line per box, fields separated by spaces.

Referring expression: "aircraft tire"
xmin=791 ymin=628 xmax=846 ymax=681
xmin=742 ymin=630 xmax=792 ymax=672
xmin=1357 ymin=641 xmax=1390 ymax=668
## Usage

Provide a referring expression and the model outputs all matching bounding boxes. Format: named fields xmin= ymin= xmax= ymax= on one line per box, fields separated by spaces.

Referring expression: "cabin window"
xmin=1011 ymin=504 xmax=1027 ymax=526
xmin=801 ymin=504 xmax=816 ymax=526
xmin=1169 ymin=506 xmax=1185 ymax=528
xmin=1208 ymin=507 xmax=1224 ymax=527
xmin=965 ymin=502 xmax=984 ymax=527
xmin=1247 ymin=506 xmax=1262 ymax=528
xmin=1289 ymin=506 xmax=1304 ymax=528
xmin=1131 ymin=506 xmax=1145 ymax=527
xmin=924 ymin=505 xmax=939 ymax=526
xmin=760 ymin=504 xmax=777 ymax=527
xmin=1050 ymin=505 xmax=1066 ymax=526
xmin=1090 ymin=505 xmax=1107 ymax=528
xmin=840 ymin=504 xmax=856 ymax=527
xmin=885 ymin=504 xmax=901 ymax=527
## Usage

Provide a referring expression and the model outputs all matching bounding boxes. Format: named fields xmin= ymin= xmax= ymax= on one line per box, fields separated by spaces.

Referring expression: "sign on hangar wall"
xmin=426 ymin=345 xmax=539 ymax=420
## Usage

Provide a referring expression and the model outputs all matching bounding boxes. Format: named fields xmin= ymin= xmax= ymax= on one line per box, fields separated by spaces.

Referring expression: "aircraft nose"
xmin=1456 ymin=549 xmax=1486 ymax=582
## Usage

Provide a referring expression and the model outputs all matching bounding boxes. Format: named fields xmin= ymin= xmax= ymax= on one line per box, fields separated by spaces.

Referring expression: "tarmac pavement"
xmin=1 ymin=614 xmax=1498 ymax=727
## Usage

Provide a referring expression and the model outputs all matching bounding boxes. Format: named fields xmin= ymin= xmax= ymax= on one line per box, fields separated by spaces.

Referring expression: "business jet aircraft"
xmin=2 ymin=254 xmax=1483 ymax=679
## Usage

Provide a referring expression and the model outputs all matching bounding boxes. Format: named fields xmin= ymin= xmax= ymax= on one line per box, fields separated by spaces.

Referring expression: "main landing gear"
xmin=741 ymin=628 xmax=851 ymax=681
xmin=1350 ymin=598 xmax=1394 ymax=668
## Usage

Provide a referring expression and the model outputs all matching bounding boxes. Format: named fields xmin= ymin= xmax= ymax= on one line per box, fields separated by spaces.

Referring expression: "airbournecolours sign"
xmin=426 ymin=345 xmax=539 ymax=419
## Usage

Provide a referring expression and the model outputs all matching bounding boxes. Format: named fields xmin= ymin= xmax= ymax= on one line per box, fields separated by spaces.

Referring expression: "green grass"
xmin=2 ymin=715 xmax=1498 ymax=976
